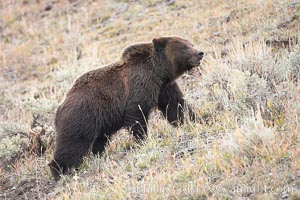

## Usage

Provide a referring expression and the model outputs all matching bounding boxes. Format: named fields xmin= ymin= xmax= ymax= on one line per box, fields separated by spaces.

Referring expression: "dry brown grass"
xmin=0 ymin=0 xmax=299 ymax=199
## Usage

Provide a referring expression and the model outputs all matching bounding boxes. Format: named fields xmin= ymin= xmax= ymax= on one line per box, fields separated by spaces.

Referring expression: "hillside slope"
xmin=0 ymin=0 xmax=299 ymax=199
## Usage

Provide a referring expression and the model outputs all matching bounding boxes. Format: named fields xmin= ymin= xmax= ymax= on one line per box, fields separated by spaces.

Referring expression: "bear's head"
xmin=153 ymin=36 xmax=204 ymax=79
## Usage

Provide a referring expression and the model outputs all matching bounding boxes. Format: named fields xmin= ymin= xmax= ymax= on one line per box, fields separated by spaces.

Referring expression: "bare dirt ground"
xmin=1 ymin=176 xmax=55 ymax=200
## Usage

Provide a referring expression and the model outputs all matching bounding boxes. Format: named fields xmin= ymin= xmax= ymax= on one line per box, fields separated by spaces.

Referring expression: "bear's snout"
xmin=197 ymin=51 xmax=204 ymax=60
xmin=190 ymin=51 xmax=204 ymax=67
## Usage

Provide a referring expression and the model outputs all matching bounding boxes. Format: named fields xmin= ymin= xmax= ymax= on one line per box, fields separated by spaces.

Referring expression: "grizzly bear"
xmin=49 ymin=36 xmax=204 ymax=180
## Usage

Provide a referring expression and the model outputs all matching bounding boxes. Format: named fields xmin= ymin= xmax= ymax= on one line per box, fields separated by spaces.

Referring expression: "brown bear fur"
xmin=48 ymin=36 xmax=204 ymax=180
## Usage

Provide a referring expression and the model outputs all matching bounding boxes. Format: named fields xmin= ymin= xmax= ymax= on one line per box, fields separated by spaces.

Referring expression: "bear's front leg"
xmin=123 ymin=104 xmax=150 ymax=144
xmin=92 ymin=135 xmax=110 ymax=155
xmin=130 ymin=122 xmax=148 ymax=144
xmin=158 ymin=81 xmax=196 ymax=126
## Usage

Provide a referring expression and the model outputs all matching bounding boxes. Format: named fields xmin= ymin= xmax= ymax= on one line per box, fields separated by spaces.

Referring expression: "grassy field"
xmin=0 ymin=0 xmax=299 ymax=199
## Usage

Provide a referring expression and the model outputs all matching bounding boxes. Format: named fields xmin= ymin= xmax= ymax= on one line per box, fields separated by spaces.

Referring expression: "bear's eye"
xmin=181 ymin=46 xmax=188 ymax=50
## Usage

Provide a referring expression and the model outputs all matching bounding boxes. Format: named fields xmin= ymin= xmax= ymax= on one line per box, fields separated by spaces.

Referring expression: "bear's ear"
xmin=152 ymin=37 xmax=168 ymax=51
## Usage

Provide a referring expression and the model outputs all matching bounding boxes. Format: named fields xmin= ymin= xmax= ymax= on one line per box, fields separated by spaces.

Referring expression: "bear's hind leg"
xmin=49 ymin=137 xmax=92 ymax=180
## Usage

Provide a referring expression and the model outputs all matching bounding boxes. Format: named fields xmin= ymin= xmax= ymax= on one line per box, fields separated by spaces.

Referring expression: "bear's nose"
xmin=198 ymin=51 xmax=204 ymax=59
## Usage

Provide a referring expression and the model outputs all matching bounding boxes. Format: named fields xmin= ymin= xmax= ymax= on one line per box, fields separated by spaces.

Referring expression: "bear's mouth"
xmin=185 ymin=61 xmax=200 ymax=72
xmin=195 ymin=60 xmax=201 ymax=66
xmin=191 ymin=60 xmax=201 ymax=67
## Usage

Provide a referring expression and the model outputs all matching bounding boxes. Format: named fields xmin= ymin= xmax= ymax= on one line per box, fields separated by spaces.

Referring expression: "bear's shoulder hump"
xmin=121 ymin=43 xmax=153 ymax=61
